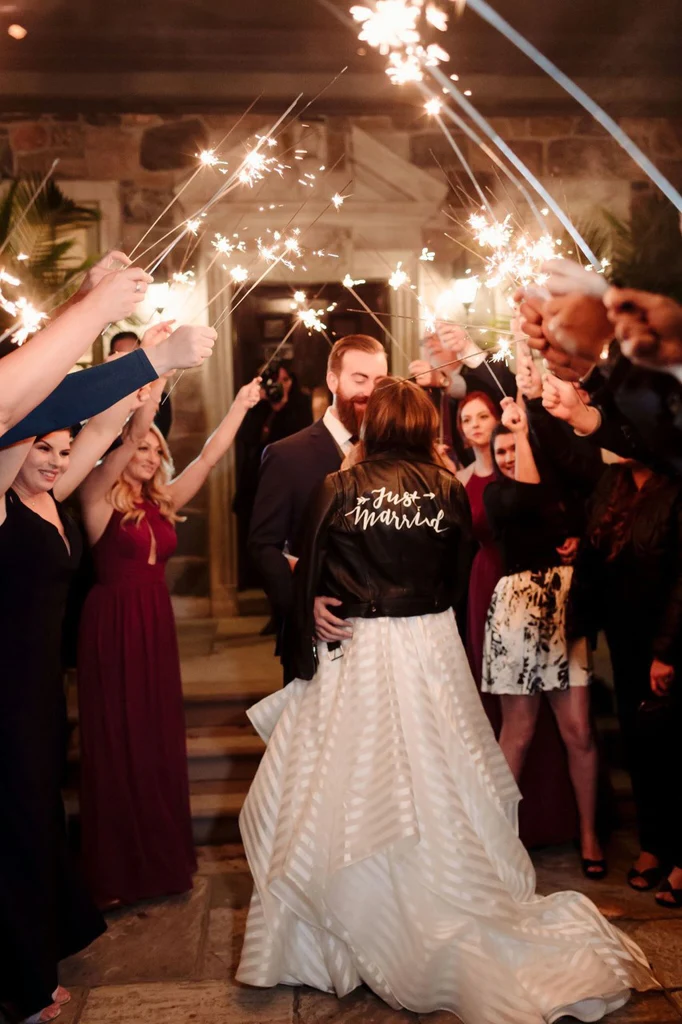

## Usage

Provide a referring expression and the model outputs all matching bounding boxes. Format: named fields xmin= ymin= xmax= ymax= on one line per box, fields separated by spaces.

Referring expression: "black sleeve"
xmin=463 ymin=360 xmax=515 ymax=404
xmin=483 ymin=478 xmax=547 ymax=530
xmin=154 ymin=391 xmax=173 ymax=439
xmin=287 ymin=475 xmax=340 ymax=681
xmin=248 ymin=443 xmax=298 ymax=615
xmin=653 ymin=496 xmax=682 ymax=667
xmin=1 ymin=349 xmax=158 ymax=447
xmin=525 ymin=398 xmax=604 ymax=494
xmin=568 ymin=537 xmax=605 ymax=646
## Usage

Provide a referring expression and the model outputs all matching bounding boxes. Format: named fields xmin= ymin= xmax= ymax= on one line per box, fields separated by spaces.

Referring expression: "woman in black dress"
xmin=0 ymin=390 xmax=149 ymax=1022
xmin=571 ymin=461 xmax=682 ymax=905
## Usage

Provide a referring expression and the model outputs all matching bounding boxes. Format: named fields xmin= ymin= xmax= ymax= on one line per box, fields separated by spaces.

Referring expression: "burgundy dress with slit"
xmin=77 ymin=501 xmax=196 ymax=906
xmin=464 ymin=472 xmax=578 ymax=848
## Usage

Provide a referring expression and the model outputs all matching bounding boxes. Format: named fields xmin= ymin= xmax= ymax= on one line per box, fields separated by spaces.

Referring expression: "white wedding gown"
xmin=237 ymin=610 xmax=653 ymax=1023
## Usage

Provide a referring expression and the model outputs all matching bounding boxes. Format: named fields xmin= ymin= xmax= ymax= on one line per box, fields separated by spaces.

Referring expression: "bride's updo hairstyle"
xmin=361 ymin=376 xmax=439 ymax=461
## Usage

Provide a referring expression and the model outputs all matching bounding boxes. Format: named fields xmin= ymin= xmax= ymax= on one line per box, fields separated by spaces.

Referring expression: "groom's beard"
xmin=335 ymin=391 xmax=369 ymax=436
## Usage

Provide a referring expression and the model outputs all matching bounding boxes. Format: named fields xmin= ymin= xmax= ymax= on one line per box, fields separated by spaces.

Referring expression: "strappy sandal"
xmin=655 ymin=879 xmax=682 ymax=909
xmin=581 ymin=858 xmax=608 ymax=881
xmin=627 ymin=865 xmax=665 ymax=891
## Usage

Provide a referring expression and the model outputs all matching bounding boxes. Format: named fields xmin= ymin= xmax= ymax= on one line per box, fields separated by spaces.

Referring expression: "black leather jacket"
xmin=286 ymin=451 xmax=474 ymax=681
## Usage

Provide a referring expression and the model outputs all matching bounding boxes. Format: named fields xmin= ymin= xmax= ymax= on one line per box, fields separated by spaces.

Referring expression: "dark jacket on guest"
xmin=584 ymin=356 xmax=682 ymax=478
xmin=287 ymin=452 xmax=475 ymax=681
xmin=248 ymin=418 xmax=343 ymax=618
xmin=570 ymin=465 xmax=682 ymax=667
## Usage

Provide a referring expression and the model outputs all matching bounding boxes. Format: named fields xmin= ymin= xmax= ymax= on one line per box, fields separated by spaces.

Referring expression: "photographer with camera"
xmin=234 ymin=360 xmax=313 ymax=602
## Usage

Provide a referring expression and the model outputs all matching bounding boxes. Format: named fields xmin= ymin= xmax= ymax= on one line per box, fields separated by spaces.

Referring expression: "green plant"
xmin=569 ymin=195 xmax=682 ymax=303
xmin=0 ymin=174 xmax=100 ymax=302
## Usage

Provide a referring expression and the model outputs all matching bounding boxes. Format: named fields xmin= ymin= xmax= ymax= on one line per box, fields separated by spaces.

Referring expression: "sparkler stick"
xmin=421 ymin=94 xmax=494 ymax=218
xmin=464 ymin=0 xmax=682 ymax=213
xmin=141 ymin=95 xmax=304 ymax=278
xmin=0 ymin=159 xmax=60 ymax=259
xmin=346 ymin=307 xmax=516 ymax=336
xmin=127 ymin=96 xmax=265 ymax=262
xmin=431 ymin=101 xmax=546 ymax=231
xmin=260 ymin=319 xmax=301 ymax=375
xmin=128 ymin=167 xmax=206 ymax=262
xmin=343 ymin=282 xmax=410 ymax=361
xmin=429 ymin=67 xmax=601 ymax=269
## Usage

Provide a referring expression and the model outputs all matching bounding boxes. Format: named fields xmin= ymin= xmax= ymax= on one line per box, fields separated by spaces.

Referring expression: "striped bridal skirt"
xmin=237 ymin=610 xmax=652 ymax=1023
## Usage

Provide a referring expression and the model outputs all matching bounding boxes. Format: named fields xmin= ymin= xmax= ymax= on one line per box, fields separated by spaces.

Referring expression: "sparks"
xmin=230 ymin=265 xmax=249 ymax=284
xmin=332 ymin=193 xmax=348 ymax=209
xmin=343 ymin=274 xmax=366 ymax=288
xmin=0 ymin=269 xmax=21 ymax=287
xmin=491 ymin=339 xmax=513 ymax=363
xmin=199 ymin=149 xmax=219 ymax=167
xmin=172 ymin=271 xmax=196 ymax=287
xmin=212 ymin=234 xmax=233 ymax=255
xmin=388 ymin=261 xmax=409 ymax=290
xmin=16 ymin=253 xmax=28 ymax=262
xmin=10 ymin=298 xmax=48 ymax=346
xmin=186 ymin=219 xmax=201 ymax=235
xmin=419 ymin=247 xmax=435 ymax=261
xmin=298 ymin=307 xmax=327 ymax=333
xmin=293 ymin=290 xmax=307 ymax=305
xmin=424 ymin=97 xmax=442 ymax=116
xmin=351 ymin=1 xmax=421 ymax=54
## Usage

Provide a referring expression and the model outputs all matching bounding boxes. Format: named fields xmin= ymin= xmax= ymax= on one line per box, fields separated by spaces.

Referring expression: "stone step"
xmin=64 ymin=779 xmax=251 ymax=847
xmin=67 ymin=726 xmax=266 ymax=783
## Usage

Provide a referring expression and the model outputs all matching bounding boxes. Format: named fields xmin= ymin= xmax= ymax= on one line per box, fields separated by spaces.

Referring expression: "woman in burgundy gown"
xmin=78 ymin=376 xmax=261 ymax=907
xmin=457 ymin=392 xmax=578 ymax=848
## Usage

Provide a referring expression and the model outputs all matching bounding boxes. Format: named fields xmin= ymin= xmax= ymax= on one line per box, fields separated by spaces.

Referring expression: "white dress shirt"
xmin=323 ymin=406 xmax=355 ymax=455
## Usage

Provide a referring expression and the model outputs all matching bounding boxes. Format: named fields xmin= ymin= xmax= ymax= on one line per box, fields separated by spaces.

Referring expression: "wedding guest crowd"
xmin=5 ymin=227 xmax=682 ymax=1024
xmin=0 ymin=250 xmax=260 ymax=1024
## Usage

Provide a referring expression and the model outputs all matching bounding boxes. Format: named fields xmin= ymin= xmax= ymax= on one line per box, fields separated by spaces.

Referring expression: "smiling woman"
xmin=0 ymin=388 xmax=156 ymax=1023
xmin=74 ymin=374 xmax=261 ymax=910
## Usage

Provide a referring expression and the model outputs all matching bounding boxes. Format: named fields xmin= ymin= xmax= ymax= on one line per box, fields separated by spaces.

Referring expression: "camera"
xmin=261 ymin=363 xmax=284 ymax=404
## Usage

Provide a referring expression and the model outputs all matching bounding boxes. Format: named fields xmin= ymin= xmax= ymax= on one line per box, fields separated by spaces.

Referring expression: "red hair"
xmin=455 ymin=390 xmax=499 ymax=444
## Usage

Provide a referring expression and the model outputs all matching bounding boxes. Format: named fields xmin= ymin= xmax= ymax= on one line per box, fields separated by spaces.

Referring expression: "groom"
xmin=249 ymin=333 xmax=388 ymax=679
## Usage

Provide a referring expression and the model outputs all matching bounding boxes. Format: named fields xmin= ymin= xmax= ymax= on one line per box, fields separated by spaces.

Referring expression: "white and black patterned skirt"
xmin=481 ymin=565 xmax=591 ymax=696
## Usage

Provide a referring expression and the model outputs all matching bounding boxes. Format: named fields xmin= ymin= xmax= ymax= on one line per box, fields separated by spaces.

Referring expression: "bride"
xmin=237 ymin=376 xmax=651 ymax=1023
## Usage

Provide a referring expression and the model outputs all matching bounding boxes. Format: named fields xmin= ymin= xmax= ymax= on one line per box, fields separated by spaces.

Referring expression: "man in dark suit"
xmin=249 ymin=334 xmax=388 ymax=676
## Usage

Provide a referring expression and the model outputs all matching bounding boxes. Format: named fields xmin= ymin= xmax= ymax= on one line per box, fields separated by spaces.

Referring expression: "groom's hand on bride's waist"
xmin=314 ymin=596 xmax=353 ymax=643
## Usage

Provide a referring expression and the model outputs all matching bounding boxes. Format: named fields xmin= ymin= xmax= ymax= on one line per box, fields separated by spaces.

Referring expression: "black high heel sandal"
xmin=581 ymin=858 xmax=608 ymax=881
xmin=655 ymin=879 xmax=682 ymax=909
xmin=627 ymin=865 xmax=665 ymax=892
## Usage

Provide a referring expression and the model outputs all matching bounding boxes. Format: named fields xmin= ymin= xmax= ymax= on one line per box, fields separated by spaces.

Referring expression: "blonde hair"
xmin=109 ymin=423 xmax=184 ymax=526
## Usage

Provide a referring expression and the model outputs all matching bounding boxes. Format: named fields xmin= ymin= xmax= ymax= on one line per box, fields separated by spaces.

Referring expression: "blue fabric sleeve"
xmin=1 ymin=348 xmax=158 ymax=447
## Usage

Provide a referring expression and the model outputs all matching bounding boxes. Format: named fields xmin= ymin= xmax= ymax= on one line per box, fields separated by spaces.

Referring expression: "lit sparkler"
xmin=388 ymin=261 xmax=409 ymax=290
xmin=10 ymin=298 xmax=48 ymax=346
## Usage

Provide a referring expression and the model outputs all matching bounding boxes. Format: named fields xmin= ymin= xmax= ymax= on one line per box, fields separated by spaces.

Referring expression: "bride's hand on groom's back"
xmin=314 ymin=596 xmax=353 ymax=643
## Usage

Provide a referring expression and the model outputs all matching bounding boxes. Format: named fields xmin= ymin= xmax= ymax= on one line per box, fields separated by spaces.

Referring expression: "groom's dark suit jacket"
xmin=248 ymin=418 xmax=343 ymax=619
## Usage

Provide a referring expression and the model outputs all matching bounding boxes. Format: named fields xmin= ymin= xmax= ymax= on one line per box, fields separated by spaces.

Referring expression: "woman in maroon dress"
xmin=456 ymin=391 xmax=578 ymax=849
xmin=78 ymin=376 xmax=261 ymax=907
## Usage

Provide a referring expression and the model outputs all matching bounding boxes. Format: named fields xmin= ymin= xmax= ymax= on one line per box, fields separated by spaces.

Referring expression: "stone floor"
xmin=5 ymin=831 xmax=682 ymax=1024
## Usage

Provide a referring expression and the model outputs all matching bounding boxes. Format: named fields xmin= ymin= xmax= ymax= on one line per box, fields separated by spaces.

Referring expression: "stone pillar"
xmin=389 ymin=282 xmax=419 ymax=377
xmin=205 ymin=260 xmax=239 ymax=618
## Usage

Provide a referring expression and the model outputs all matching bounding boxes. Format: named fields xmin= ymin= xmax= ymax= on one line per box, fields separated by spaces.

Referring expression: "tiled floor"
xmin=5 ymin=833 xmax=681 ymax=1024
